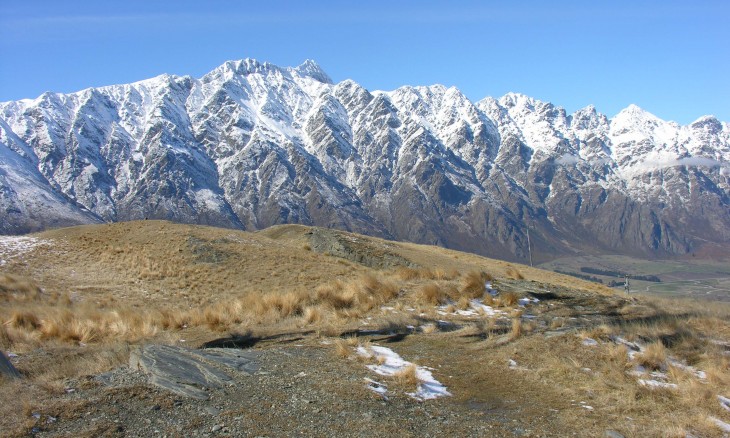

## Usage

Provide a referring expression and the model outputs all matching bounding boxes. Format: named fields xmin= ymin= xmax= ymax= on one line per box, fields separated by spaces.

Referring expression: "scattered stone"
xmin=605 ymin=430 xmax=625 ymax=438
xmin=211 ymin=424 xmax=223 ymax=433
xmin=205 ymin=406 xmax=221 ymax=416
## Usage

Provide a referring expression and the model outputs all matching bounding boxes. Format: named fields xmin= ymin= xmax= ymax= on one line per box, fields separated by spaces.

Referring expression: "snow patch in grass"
xmin=638 ymin=379 xmax=678 ymax=390
xmin=357 ymin=345 xmax=451 ymax=401
xmin=710 ymin=417 xmax=730 ymax=433
xmin=582 ymin=337 xmax=599 ymax=346
xmin=518 ymin=297 xmax=540 ymax=307
xmin=437 ymin=299 xmax=503 ymax=317
xmin=0 ymin=236 xmax=52 ymax=266
xmin=719 ymin=395 xmax=730 ymax=412
xmin=365 ymin=378 xmax=388 ymax=399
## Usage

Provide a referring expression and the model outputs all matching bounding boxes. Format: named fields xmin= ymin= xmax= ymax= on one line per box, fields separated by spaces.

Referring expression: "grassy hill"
xmin=1 ymin=221 xmax=729 ymax=436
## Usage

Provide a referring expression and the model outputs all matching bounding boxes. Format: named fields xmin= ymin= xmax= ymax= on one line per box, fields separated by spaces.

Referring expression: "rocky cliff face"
xmin=1 ymin=59 xmax=728 ymax=261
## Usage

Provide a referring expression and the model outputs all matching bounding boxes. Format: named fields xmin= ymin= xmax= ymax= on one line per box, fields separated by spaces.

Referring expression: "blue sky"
xmin=1 ymin=1 xmax=727 ymax=124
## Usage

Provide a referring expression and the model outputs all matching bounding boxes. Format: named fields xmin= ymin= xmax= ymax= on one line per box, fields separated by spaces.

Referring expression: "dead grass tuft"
xmin=6 ymin=311 xmax=41 ymax=330
xmin=333 ymin=339 xmax=351 ymax=358
xmin=394 ymin=363 xmax=419 ymax=387
xmin=0 ymin=274 xmax=42 ymax=302
xmin=497 ymin=291 xmax=519 ymax=307
xmin=421 ymin=323 xmax=437 ymax=334
xmin=302 ymin=306 xmax=322 ymax=324
xmin=461 ymin=270 xmax=491 ymax=298
xmin=418 ymin=283 xmax=448 ymax=305
xmin=637 ymin=342 xmax=667 ymax=371
xmin=584 ymin=324 xmax=614 ymax=341
xmin=505 ymin=265 xmax=524 ymax=280
xmin=509 ymin=318 xmax=523 ymax=340
xmin=394 ymin=267 xmax=420 ymax=281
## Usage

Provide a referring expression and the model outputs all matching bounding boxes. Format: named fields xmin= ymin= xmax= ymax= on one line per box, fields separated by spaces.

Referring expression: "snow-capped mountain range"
xmin=1 ymin=59 xmax=728 ymax=261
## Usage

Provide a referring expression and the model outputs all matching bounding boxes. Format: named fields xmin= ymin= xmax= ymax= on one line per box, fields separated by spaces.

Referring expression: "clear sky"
xmin=1 ymin=1 xmax=727 ymax=124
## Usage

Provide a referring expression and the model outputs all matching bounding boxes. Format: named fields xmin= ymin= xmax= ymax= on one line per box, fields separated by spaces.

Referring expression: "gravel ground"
xmin=29 ymin=340 xmax=526 ymax=438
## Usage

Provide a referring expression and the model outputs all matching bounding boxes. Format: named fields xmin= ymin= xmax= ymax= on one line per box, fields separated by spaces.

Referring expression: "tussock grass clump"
xmin=509 ymin=318 xmax=523 ymax=340
xmin=418 ymin=283 xmax=449 ymax=305
xmin=637 ymin=342 xmax=667 ymax=371
xmin=605 ymin=343 xmax=631 ymax=370
xmin=0 ymin=274 xmax=43 ymax=303
xmin=430 ymin=267 xmax=459 ymax=281
xmin=461 ymin=270 xmax=492 ymax=298
xmin=495 ymin=291 xmax=519 ymax=307
xmin=550 ymin=317 xmax=565 ymax=329
xmin=421 ymin=323 xmax=437 ymax=334
xmin=302 ymin=306 xmax=322 ymax=324
xmin=505 ymin=265 xmax=524 ymax=280
xmin=0 ymin=324 xmax=10 ymax=350
xmin=394 ymin=363 xmax=419 ymax=387
xmin=584 ymin=324 xmax=615 ymax=341
xmin=456 ymin=296 xmax=471 ymax=311
xmin=6 ymin=311 xmax=41 ymax=330
xmin=394 ymin=267 xmax=421 ymax=281
xmin=333 ymin=339 xmax=351 ymax=359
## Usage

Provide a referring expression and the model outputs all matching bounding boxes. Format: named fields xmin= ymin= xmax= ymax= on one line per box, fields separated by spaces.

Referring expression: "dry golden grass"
xmin=417 ymin=283 xmax=448 ymax=305
xmin=509 ymin=318 xmax=523 ymax=340
xmin=505 ymin=265 xmax=524 ymax=280
xmin=333 ymin=339 xmax=351 ymax=358
xmin=421 ymin=323 xmax=437 ymax=334
xmin=495 ymin=291 xmax=519 ymax=307
xmin=460 ymin=270 xmax=491 ymax=298
xmin=549 ymin=317 xmax=565 ymax=329
xmin=394 ymin=363 xmax=419 ymax=387
xmin=2 ymin=220 xmax=729 ymax=437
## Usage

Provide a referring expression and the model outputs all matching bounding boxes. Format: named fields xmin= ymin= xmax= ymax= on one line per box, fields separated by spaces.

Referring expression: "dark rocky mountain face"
xmin=1 ymin=59 xmax=728 ymax=262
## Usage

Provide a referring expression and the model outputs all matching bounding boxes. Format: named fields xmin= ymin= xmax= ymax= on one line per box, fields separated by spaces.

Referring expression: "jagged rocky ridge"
xmin=1 ymin=59 xmax=728 ymax=261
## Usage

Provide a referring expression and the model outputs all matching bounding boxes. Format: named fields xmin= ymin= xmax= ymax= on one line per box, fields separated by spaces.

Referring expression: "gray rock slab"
xmin=0 ymin=351 xmax=21 ymax=379
xmin=129 ymin=345 xmax=259 ymax=400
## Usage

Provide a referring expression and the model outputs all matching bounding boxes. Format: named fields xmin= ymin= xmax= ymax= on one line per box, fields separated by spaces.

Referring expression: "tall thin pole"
xmin=526 ymin=226 xmax=533 ymax=267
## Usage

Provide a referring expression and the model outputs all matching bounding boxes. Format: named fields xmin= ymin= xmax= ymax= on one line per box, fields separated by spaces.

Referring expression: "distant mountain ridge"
xmin=1 ymin=59 xmax=728 ymax=261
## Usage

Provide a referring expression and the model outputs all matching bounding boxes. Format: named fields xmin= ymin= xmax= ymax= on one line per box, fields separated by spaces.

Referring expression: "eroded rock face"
xmin=1 ymin=59 xmax=728 ymax=261
xmin=129 ymin=345 xmax=259 ymax=400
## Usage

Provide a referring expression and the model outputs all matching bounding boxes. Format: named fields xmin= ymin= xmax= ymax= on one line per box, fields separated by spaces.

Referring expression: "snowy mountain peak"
xmin=293 ymin=59 xmax=333 ymax=84
xmin=690 ymin=115 xmax=723 ymax=133
xmin=0 ymin=59 xmax=728 ymax=261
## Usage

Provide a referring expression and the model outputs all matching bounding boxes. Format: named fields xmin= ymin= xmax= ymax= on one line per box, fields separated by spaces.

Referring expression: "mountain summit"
xmin=1 ymin=59 xmax=728 ymax=261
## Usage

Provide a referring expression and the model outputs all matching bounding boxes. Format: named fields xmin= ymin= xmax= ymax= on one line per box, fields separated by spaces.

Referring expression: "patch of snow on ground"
xmin=364 ymin=378 xmax=388 ymax=399
xmin=485 ymin=282 xmax=498 ymax=296
xmin=518 ymin=297 xmax=540 ymax=307
xmin=667 ymin=358 xmax=707 ymax=380
xmin=710 ymin=417 xmax=730 ymax=433
xmin=612 ymin=336 xmax=642 ymax=352
xmin=437 ymin=299 xmax=504 ymax=317
xmin=582 ymin=337 xmax=599 ymax=346
xmin=719 ymin=395 xmax=730 ymax=412
xmin=357 ymin=345 xmax=451 ymax=401
xmin=0 ymin=236 xmax=51 ymax=266
xmin=638 ymin=379 xmax=678 ymax=390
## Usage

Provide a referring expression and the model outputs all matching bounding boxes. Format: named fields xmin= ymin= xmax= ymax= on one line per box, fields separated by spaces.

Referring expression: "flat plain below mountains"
xmin=1 ymin=221 xmax=729 ymax=437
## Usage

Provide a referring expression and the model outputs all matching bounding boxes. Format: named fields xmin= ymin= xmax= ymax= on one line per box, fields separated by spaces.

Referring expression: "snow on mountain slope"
xmin=0 ymin=119 xmax=100 ymax=233
xmin=1 ymin=59 xmax=728 ymax=261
